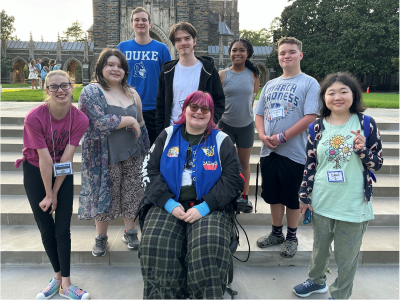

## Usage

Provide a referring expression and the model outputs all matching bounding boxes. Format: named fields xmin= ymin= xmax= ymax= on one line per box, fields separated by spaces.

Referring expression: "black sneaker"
xmin=92 ymin=233 xmax=108 ymax=257
xmin=122 ymin=229 xmax=139 ymax=250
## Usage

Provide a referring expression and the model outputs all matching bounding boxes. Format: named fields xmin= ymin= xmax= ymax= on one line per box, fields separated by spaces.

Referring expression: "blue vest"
xmin=160 ymin=125 xmax=222 ymax=201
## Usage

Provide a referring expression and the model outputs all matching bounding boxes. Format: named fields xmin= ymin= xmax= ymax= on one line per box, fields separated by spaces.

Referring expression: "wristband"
xmin=276 ymin=134 xmax=282 ymax=144
xmin=281 ymin=131 xmax=288 ymax=142
xmin=279 ymin=133 xmax=285 ymax=143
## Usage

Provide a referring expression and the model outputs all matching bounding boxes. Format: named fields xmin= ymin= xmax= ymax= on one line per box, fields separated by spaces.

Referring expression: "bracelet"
xmin=281 ymin=131 xmax=288 ymax=142
xmin=276 ymin=134 xmax=282 ymax=144
xmin=279 ymin=133 xmax=286 ymax=143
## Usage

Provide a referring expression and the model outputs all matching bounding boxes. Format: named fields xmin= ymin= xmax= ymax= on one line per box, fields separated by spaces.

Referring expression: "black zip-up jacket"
xmin=155 ymin=56 xmax=225 ymax=137
xmin=142 ymin=125 xmax=244 ymax=212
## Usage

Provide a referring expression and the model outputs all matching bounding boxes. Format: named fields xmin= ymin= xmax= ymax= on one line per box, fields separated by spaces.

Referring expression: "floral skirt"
xmin=95 ymin=156 xmax=144 ymax=222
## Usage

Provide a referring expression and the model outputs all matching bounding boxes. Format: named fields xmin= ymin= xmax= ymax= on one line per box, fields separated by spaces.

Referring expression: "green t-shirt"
xmin=311 ymin=114 xmax=374 ymax=222
xmin=178 ymin=132 xmax=203 ymax=202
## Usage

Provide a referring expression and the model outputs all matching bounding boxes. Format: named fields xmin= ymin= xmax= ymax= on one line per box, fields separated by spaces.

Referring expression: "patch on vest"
xmin=201 ymin=146 xmax=215 ymax=157
xmin=203 ymin=161 xmax=218 ymax=170
xmin=167 ymin=147 xmax=179 ymax=157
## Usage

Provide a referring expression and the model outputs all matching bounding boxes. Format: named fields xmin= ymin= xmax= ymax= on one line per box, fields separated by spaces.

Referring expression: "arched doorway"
xmin=12 ymin=57 xmax=28 ymax=84
xmin=63 ymin=58 xmax=83 ymax=84
xmin=255 ymin=62 xmax=267 ymax=87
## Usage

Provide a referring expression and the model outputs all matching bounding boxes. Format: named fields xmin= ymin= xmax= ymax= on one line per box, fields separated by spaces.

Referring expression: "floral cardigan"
xmin=78 ymin=84 xmax=150 ymax=220
xmin=299 ymin=113 xmax=383 ymax=205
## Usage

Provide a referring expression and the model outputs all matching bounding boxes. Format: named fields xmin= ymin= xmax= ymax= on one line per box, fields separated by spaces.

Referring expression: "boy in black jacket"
xmin=155 ymin=22 xmax=225 ymax=136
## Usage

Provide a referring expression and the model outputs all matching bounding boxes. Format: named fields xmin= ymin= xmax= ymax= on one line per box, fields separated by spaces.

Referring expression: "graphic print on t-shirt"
xmin=323 ymin=134 xmax=353 ymax=169
xmin=134 ymin=61 xmax=146 ymax=79
xmin=263 ymin=83 xmax=300 ymax=122
xmin=44 ymin=129 xmax=70 ymax=158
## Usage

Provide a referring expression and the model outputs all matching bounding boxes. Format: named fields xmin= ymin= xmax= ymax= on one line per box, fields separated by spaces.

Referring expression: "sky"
xmin=2 ymin=0 xmax=290 ymax=42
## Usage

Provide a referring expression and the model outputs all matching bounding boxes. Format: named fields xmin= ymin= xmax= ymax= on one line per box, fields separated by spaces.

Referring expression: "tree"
xmin=1 ymin=54 xmax=13 ymax=76
xmin=239 ymin=28 xmax=272 ymax=46
xmin=1 ymin=10 xmax=18 ymax=41
xmin=62 ymin=20 xmax=85 ymax=42
xmin=267 ymin=0 xmax=399 ymax=80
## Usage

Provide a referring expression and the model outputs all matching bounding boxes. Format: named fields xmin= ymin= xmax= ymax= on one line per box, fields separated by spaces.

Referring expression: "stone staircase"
xmin=1 ymin=114 xmax=399 ymax=268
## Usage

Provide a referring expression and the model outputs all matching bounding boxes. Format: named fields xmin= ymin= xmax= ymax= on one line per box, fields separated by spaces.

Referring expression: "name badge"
xmin=181 ymin=168 xmax=192 ymax=186
xmin=327 ymin=170 xmax=345 ymax=183
xmin=270 ymin=108 xmax=284 ymax=120
xmin=53 ymin=162 xmax=73 ymax=177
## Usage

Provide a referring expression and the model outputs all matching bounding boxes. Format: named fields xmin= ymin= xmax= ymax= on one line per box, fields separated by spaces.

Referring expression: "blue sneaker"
xmin=293 ymin=278 xmax=328 ymax=297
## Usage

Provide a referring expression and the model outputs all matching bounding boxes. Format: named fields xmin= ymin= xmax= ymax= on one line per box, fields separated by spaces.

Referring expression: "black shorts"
xmin=218 ymin=120 xmax=254 ymax=149
xmin=143 ymin=109 xmax=156 ymax=145
xmin=260 ymin=152 xmax=304 ymax=209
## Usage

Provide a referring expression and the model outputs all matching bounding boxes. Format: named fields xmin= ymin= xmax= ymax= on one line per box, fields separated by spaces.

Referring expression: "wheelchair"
xmin=226 ymin=194 xmax=250 ymax=299
xmin=135 ymin=194 xmax=250 ymax=299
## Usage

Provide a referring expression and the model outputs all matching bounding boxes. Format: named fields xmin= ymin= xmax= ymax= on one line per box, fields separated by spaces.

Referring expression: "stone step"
xmin=1 ymin=224 xmax=398 ymax=267
xmin=1 ymin=152 xmax=82 ymax=171
xmin=247 ymin=155 xmax=398 ymax=174
xmin=3 ymin=114 xmax=398 ymax=129
xmin=3 ymin=151 xmax=398 ymax=175
xmin=2 ymin=123 xmax=399 ymax=142
xmin=236 ymin=196 xmax=399 ymax=227
xmin=1 ymin=171 xmax=398 ymax=198
xmin=251 ymin=140 xmax=400 ymax=157
xmin=2 ymin=195 xmax=398 ymax=227
xmin=0 ymin=137 xmax=84 ymax=153
xmin=247 ymin=173 xmax=399 ymax=198
xmin=2 ymin=171 xmax=398 ymax=199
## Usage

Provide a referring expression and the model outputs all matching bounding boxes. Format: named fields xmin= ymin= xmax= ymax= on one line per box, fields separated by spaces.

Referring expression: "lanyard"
xmin=185 ymin=129 xmax=204 ymax=168
xmin=48 ymin=103 xmax=71 ymax=162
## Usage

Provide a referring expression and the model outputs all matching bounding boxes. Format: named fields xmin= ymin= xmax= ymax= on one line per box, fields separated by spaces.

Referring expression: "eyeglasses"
xmin=47 ymin=83 xmax=72 ymax=92
xmin=188 ymin=103 xmax=210 ymax=114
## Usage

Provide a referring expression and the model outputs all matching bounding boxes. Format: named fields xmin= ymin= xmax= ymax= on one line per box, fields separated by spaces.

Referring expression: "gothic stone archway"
xmin=63 ymin=58 xmax=83 ymax=84
xmin=12 ymin=57 xmax=28 ymax=84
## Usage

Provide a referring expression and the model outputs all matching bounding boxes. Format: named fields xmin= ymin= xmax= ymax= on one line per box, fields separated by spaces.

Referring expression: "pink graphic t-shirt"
xmin=15 ymin=103 xmax=89 ymax=168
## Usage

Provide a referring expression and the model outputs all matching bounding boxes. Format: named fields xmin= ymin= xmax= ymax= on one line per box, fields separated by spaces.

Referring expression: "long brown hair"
xmin=93 ymin=48 xmax=131 ymax=92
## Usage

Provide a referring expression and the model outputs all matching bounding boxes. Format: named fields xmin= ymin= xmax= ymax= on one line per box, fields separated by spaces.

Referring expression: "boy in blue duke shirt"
xmin=117 ymin=7 xmax=171 ymax=145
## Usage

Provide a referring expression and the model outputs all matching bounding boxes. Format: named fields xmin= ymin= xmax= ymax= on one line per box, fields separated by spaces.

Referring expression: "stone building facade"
xmin=2 ymin=0 xmax=277 ymax=87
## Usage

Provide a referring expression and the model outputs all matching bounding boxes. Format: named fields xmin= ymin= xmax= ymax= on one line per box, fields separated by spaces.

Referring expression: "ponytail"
xmin=245 ymin=59 xmax=260 ymax=78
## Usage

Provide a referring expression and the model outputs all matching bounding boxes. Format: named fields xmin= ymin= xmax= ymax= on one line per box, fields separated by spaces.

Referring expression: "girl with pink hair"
xmin=139 ymin=91 xmax=244 ymax=299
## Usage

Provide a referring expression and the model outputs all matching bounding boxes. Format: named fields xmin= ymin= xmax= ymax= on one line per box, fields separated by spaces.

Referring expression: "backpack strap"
xmin=362 ymin=115 xmax=377 ymax=183
xmin=308 ymin=123 xmax=315 ymax=141
xmin=364 ymin=115 xmax=370 ymax=140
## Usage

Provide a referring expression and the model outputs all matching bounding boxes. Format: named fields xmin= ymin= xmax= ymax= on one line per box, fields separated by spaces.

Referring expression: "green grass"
xmin=1 ymin=87 xmax=84 ymax=102
xmin=1 ymin=88 xmax=398 ymax=109
xmin=255 ymin=90 xmax=398 ymax=108
xmin=362 ymin=93 xmax=399 ymax=109
xmin=2 ymin=84 xmax=32 ymax=88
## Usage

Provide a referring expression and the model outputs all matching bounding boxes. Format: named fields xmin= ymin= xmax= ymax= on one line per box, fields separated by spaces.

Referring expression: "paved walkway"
xmin=1 ymin=265 xmax=398 ymax=299
xmin=1 ymin=101 xmax=398 ymax=122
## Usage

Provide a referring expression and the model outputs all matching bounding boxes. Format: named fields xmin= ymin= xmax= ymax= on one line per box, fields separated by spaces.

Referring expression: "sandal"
xmin=257 ymin=232 xmax=285 ymax=248
xmin=280 ymin=239 xmax=298 ymax=258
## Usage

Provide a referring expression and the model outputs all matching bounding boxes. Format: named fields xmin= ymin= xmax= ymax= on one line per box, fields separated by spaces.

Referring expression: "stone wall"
xmin=209 ymin=0 xmax=239 ymax=38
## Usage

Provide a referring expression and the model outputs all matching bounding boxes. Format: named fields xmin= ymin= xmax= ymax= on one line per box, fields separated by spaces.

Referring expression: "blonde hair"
xmin=277 ymin=36 xmax=302 ymax=52
xmin=44 ymin=70 xmax=73 ymax=102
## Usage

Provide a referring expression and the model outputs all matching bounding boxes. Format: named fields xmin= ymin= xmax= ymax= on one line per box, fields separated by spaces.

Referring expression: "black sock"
xmin=272 ymin=225 xmax=283 ymax=238
xmin=286 ymin=226 xmax=298 ymax=242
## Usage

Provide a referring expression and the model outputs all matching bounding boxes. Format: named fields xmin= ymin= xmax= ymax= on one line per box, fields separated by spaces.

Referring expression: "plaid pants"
xmin=139 ymin=205 xmax=233 ymax=299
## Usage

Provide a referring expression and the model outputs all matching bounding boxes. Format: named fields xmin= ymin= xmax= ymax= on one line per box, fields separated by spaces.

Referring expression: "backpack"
xmin=308 ymin=115 xmax=376 ymax=182
xmin=40 ymin=66 xmax=47 ymax=78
